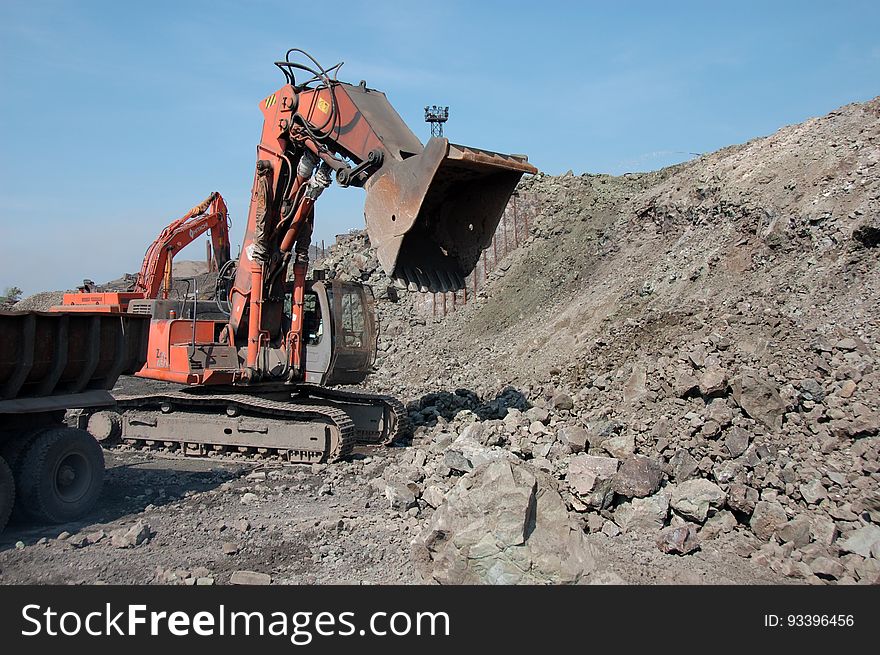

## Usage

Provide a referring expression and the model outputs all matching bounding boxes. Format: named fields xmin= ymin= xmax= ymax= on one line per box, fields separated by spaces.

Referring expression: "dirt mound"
xmin=14 ymin=264 xmax=221 ymax=310
xmin=343 ymin=95 xmax=880 ymax=584
xmin=12 ymin=291 xmax=66 ymax=312
xmin=171 ymin=260 xmax=209 ymax=278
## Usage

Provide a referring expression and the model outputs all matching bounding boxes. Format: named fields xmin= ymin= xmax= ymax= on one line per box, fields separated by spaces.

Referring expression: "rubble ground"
xmin=0 ymin=450 xmax=421 ymax=585
xmin=3 ymin=96 xmax=879 ymax=585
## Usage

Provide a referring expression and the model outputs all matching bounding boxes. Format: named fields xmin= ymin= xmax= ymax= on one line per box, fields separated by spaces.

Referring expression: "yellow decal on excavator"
xmin=317 ymin=98 xmax=330 ymax=114
xmin=265 ymin=94 xmax=277 ymax=108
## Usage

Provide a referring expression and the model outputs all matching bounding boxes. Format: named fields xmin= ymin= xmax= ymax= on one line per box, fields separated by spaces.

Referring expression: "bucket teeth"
xmin=404 ymin=268 xmax=419 ymax=292
xmin=427 ymin=270 xmax=446 ymax=293
xmin=413 ymin=268 xmax=431 ymax=293
xmin=391 ymin=267 xmax=468 ymax=293
xmin=438 ymin=269 xmax=456 ymax=292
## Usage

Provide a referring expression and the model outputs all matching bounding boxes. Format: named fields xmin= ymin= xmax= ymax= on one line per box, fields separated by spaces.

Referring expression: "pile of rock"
xmin=382 ymin=365 xmax=879 ymax=584
xmin=12 ymin=291 xmax=65 ymax=312
xmin=299 ymin=97 xmax=880 ymax=585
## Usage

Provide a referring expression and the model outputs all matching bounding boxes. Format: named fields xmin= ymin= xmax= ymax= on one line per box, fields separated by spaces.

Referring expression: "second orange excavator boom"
xmin=55 ymin=192 xmax=231 ymax=313
xmin=135 ymin=191 xmax=231 ymax=299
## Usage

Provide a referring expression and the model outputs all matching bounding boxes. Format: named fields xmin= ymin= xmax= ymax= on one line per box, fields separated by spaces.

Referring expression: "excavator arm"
xmin=227 ymin=49 xmax=536 ymax=380
xmin=135 ymin=191 xmax=231 ymax=299
xmin=55 ymin=193 xmax=231 ymax=313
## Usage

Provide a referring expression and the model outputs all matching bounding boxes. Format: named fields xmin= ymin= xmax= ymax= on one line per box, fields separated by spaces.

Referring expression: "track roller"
xmin=87 ymin=410 xmax=123 ymax=444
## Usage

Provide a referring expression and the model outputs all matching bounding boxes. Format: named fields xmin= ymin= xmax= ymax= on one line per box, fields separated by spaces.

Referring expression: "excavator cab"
xmin=303 ymin=280 xmax=376 ymax=386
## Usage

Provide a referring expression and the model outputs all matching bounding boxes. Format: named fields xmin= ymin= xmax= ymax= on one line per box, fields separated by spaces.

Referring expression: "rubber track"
xmin=113 ymin=391 xmax=357 ymax=462
xmin=295 ymin=384 xmax=411 ymax=445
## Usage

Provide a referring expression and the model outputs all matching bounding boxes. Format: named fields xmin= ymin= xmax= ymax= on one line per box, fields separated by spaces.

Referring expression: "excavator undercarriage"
xmin=81 ymin=384 xmax=407 ymax=464
xmin=74 ymin=278 xmax=407 ymax=464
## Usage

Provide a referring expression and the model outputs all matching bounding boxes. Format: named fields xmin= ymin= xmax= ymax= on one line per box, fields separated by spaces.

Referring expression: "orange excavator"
xmin=61 ymin=49 xmax=536 ymax=463
xmin=58 ymin=192 xmax=231 ymax=313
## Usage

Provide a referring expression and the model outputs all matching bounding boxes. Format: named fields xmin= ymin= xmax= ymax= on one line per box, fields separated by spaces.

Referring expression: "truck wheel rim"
xmin=53 ymin=453 xmax=90 ymax=503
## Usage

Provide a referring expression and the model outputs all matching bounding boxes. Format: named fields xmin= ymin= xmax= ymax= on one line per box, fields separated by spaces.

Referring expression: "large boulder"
xmin=674 ymin=370 xmax=700 ymax=398
xmin=110 ymin=520 xmax=151 ymax=549
xmin=724 ymin=427 xmax=751 ymax=458
xmin=727 ymin=483 xmax=759 ymax=516
xmin=669 ymin=449 xmax=699 ymax=481
xmin=657 ymin=524 xmax=700 ymax=555
xmin=414 ymin=460 xmax=596 ymax=584
xmin=558 ymin=425 xmax=589 ymax=454
xmin=699 ymin=366 xmax=728 ymax=397
xmin=443 ymin=433 xmax=515 ymax=473
xmin=384 ymin=482 xmax=417 ymax=511
xmin=837 ymin=524 xmax=880 ymax=558
xmin=731 ymin=370 xmax=787 ymax=430
xmin=669 ymin=479 xmax=726 ymax=523
xmin=623 ymin=365 xmax=647 ymax=403
xmin=551 ymin=392 xmax=575 ymax=411
xmin=615 ymin=493 xmax=669 ymax=532
xmin=612 ymin=455 xmax=663 ymax=498
xmin=567 ymin=454 xmax=619 ymax=509
xmin=750 ymin=500 xmax=789 ymax=541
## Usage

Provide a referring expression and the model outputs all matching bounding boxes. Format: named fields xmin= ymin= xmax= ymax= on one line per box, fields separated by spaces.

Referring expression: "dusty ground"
xmin=0 ymin=445 xmax=784 ymax=585
xmin=0 ymin=448 xmax=422 ymax=585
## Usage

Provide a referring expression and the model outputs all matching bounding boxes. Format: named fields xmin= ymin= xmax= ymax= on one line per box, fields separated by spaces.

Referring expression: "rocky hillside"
xmin=322 ymin=96 xmax=880 ymax=584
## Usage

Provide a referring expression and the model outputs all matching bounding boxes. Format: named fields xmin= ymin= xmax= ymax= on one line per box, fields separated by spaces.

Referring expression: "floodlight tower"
xmin=424 ymin=105 xmax=449 ymax=138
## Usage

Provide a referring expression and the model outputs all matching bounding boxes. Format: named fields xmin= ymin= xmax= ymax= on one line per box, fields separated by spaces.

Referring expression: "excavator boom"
xmin=56 ymin=192 xmax=231 ymax=313
xmin=256 ymin=76 xmax=537 ymax=292
xmin=226 ymin=50 xmax=536 ymax=381
xmin=135 ymin=191 xmax=231 ymax=299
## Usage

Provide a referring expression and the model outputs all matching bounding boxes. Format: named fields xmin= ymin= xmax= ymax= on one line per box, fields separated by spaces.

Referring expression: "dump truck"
xmin=0 ymin=310 xmax=149 ymax=534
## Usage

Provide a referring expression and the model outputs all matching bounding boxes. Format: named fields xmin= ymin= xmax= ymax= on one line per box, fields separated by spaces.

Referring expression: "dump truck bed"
xmin=0 ymin=310 xmax=150 ymax=407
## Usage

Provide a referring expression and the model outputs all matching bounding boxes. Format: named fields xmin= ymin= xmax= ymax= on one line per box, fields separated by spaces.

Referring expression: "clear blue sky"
xmin=2 ymin=0 xmax=878 ymax=295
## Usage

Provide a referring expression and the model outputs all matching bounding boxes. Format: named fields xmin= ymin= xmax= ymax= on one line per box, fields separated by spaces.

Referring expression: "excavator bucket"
xmin=363 ymin=137 xmax=537 ymax=292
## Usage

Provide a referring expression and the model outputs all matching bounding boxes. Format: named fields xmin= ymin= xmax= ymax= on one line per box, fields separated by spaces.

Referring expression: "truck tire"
xmin=1 ymin=428 xmax=45 ymax=522
xmin=17 ymin=427 xmax=105 ymax=523
xmin=0 ymin=456 xmax=13 ymax=534
xmin=0 ymin=428 xmax=41 ymax=476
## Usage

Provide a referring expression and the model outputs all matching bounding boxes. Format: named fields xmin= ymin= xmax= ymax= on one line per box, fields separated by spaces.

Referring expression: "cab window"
xmin=303 ymin=291 xmax=323 ymax=345
xmin=340 ymin=290 xmax=364 ymax=348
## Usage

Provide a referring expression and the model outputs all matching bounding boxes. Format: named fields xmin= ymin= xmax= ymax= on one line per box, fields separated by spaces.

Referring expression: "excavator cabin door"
xmin=303 ymin=280 xmax=377 ymax=386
